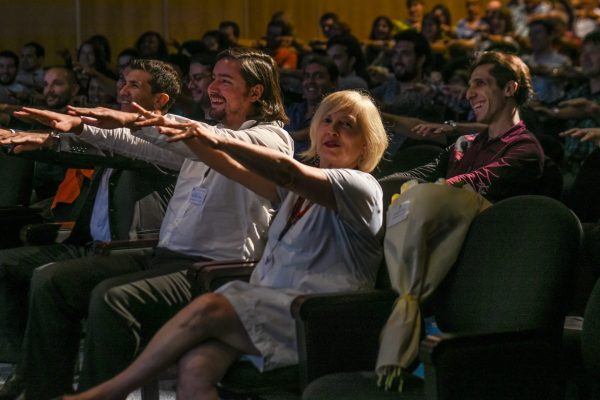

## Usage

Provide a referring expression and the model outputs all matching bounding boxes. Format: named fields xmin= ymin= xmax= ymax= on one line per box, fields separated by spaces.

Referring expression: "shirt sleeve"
xmin=78 ymin=125 xmax=184 ymax=171
xmin=324 ymin=169 xmax=383 ymax=236
xmin=136 ymin=114 xmax=294 ymax=159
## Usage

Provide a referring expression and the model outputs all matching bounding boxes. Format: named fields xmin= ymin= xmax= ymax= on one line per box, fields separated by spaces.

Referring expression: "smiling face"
xmin=466 ymin=63 xmax=512 ymax=124
xmin=118 ymin=69 xmax=157 ymax=112
xmin=188 ymin=63 xmax=213 ymax=107
xmin=43 ymin=68 xmax=78 ymax=109
xmin=302 ymin=62 xmax=336 ymax=105
xmin=315 ymin=108 xmax=366 ymax=169
xmin=207 ymin=58 xmax=260 ymax=129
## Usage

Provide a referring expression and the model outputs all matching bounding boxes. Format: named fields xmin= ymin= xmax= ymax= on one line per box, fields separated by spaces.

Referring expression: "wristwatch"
xmin=444 ymin=120 xmax=458 ymax=133
xmin=48 ymin=130 xmax=61 ymax=151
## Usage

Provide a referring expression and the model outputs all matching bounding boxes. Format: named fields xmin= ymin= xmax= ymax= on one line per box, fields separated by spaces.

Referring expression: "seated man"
xmin=0 ymin=58 xmax=184 ymax=397
xmin=1 ymin=47 xmax=293 ymax=399
xmin=284 ymin=54 xmax=338 ymax=158
xmin=382 ymin=51 xmax=544 ymax=203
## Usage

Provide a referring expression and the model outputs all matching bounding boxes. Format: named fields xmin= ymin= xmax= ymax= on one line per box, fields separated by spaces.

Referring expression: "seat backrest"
xmin=567 ymin=148 xmax=600 ymax=223
xmin=582 ymin=278 xmax=600 ymax=397
xmin=433 ymin=195 xmax=582 ymax=333
xmin=537 ymin=156 xmax=563 ymax=200
xmin=373 ymin=144 xmax=443 ymax=179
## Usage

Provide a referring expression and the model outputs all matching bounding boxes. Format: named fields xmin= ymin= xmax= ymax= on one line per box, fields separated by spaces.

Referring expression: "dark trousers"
xmin=0 ymin=243 xmax=93 ymax=363
xmin=20 ymin=248 xmax=207 ymax=399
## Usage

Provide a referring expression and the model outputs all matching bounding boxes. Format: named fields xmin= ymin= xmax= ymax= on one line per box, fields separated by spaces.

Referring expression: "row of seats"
xmin=132 ymin=195 xmax=597 ymax=399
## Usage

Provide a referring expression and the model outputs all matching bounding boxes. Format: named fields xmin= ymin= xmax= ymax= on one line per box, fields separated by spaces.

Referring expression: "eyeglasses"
xmin=186 ymin=73 xmax=212 ymax=84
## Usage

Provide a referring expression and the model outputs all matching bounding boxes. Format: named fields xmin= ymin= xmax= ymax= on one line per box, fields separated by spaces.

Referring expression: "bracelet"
xmin=444 ymin=120 xmax=458 ymax=133
xmin=9 ymin=129 xmax=16 ymax=134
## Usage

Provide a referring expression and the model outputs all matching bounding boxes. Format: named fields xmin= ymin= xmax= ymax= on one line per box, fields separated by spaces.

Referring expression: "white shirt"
xmin=134 ymin=115 xmax=294 ymax=260
xmin=78 ymin=117 xmax=293 ymax=260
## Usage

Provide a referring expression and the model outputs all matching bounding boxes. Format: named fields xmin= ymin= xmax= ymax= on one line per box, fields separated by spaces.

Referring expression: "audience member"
xmin=135 ymin=31 xmax=169 ymax=61
xmin=0 ymin=59 xmax=183 ymax=398
xmin=218 ymin=20 xmax=241 ymax=45
xmin=326 ymin=34 xmax=369 ymax=90
xmin=285 ymin=54 xmax=338 ymax=157
xmin=2 ymin=48 xmax=293 ymax=399
xmin=521 ymin=17 xmax=572 ymax=104
xmin=0 ymin=51 xmax=28 ymax=106
xmin=382 ymin=51 xmax=544 ymax=203
xmin=15 ymin=42 xmax=45 ymax=94
xmin=263 ymin=20 xmax=298 ymax=70
xmin=364 ymin=15 xmax=395 ymax=67
xmin=532 ymin=30 xmax=600 ymax=179
xmin=65 ymin=88 xmax=387 ymax=400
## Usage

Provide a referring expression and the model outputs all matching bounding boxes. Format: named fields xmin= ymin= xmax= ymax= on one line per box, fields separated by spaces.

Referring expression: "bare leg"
xmin=176 ymin=340 xmax=240 ymax=400
xmin=65 ymin=293 xmax=259 ymax=400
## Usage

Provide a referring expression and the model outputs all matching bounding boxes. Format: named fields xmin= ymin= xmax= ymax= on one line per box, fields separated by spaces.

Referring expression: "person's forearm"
xmin=290 ymin=127 xmax=309 ymax=141
xmin=381 ymin=113 xmax=425 ymax=138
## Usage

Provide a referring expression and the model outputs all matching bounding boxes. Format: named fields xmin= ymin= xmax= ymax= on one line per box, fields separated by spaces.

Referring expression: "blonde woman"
xmin=67 ymin=90 xmax=388 ymax=400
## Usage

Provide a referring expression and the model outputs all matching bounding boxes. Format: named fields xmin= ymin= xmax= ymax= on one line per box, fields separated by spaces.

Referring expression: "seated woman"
xmin=66 ymin=90 xmax=388 ymax=400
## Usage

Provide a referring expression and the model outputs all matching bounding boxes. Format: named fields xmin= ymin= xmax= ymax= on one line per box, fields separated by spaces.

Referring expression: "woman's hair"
xmin=302 ymin=90 xmax=388 ymax=173
xmin=369 ymin=16 xmax=394 ymax=40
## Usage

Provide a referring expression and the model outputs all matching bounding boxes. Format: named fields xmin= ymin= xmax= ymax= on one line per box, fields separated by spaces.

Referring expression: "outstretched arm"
xmin=163 ymin=123 xmax=335 ymax=209
xmin=13 ymin=107 xmax=84 ymax=133
xmin=134 ymin=104 xmax=336 ymax=209
xmin=560 ymin=127 xmax=600 ymax=147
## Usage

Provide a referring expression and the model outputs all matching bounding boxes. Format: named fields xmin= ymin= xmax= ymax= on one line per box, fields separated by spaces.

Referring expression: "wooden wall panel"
xmin=0 ymin=1 xmax=490 ymax=68
xmin=0 ymin=0 xmax=77 ymax=66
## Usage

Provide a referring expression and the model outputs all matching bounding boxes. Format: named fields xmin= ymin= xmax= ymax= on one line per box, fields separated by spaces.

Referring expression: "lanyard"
xmin=277 ymin=196 xmax=313 ymax=241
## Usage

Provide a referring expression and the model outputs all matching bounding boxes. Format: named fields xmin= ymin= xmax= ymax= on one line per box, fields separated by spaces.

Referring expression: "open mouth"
xmin=210 ymin=96 xmax=225 ymax=105
xmin=471 ymin=101 xmax=484 ymax=111
xmin=323 ymin=140 xmax=340 ymax=148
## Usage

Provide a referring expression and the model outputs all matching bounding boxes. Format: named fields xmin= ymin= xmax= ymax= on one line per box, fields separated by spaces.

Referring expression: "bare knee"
xmin=179 ymin=293 xmax=229 ymax=334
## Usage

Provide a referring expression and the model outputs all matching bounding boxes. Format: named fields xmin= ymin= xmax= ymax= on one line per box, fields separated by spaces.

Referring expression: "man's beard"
xmin=209 ymin=107 xmax=225 ymax=122
xmin=394 ymin=68 xmax=418 ymax=82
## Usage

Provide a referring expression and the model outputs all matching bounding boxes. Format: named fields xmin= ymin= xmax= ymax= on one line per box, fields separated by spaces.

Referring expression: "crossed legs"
xmin=67 ymin=293 xmax=259 ymax=400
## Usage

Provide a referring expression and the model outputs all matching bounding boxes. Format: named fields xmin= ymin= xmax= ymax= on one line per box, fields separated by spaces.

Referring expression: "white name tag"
xmin=387 ymin=200 xmax=410 ymax=227
xmin=190 ymin=186 xmax=208 ymax=207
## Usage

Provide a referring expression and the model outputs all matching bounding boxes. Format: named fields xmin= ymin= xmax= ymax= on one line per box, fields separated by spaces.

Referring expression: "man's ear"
xmin=249 ymin=84 xmax=264 ymax=102
xmin=504 ymin=80 xmax=518 ymax=97
xmin=154 ymin=93 xmax=170 ymax=111
xmin=70 ymin=83 xmax=80 ymax=99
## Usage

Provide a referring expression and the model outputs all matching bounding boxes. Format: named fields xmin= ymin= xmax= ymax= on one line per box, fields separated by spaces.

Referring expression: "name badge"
xmin=387 ymin=200 xmax=410 ymax=227
xmin=190 ymin=186 xmax=208 ymax=207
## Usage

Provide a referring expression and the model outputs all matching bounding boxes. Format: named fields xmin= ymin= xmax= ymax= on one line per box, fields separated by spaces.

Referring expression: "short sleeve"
xmin=323 ymin=169 xmax=383 ymax=235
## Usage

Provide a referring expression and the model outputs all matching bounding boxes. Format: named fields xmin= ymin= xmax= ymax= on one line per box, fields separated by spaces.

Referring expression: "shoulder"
xmin=324 ymin=169 xmax=381 ymax=197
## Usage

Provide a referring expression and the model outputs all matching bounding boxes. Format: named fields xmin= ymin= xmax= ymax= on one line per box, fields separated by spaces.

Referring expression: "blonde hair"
xmin=301 ymin=90 xmax=388 ymax=173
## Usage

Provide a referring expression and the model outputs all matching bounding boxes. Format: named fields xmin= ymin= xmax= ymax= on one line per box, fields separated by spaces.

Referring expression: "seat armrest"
xmin=291 ymin=289 xmax=396 ymax=389
xmin=420 ymin=329 xmax=564 ymax=400
xmin=187 ymin=260 xmax=257 ymax=294
xmin=20 ymin=222 xmax=65 ymax=245
xmin=92 ymin=238 xmax=159 ymax=256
